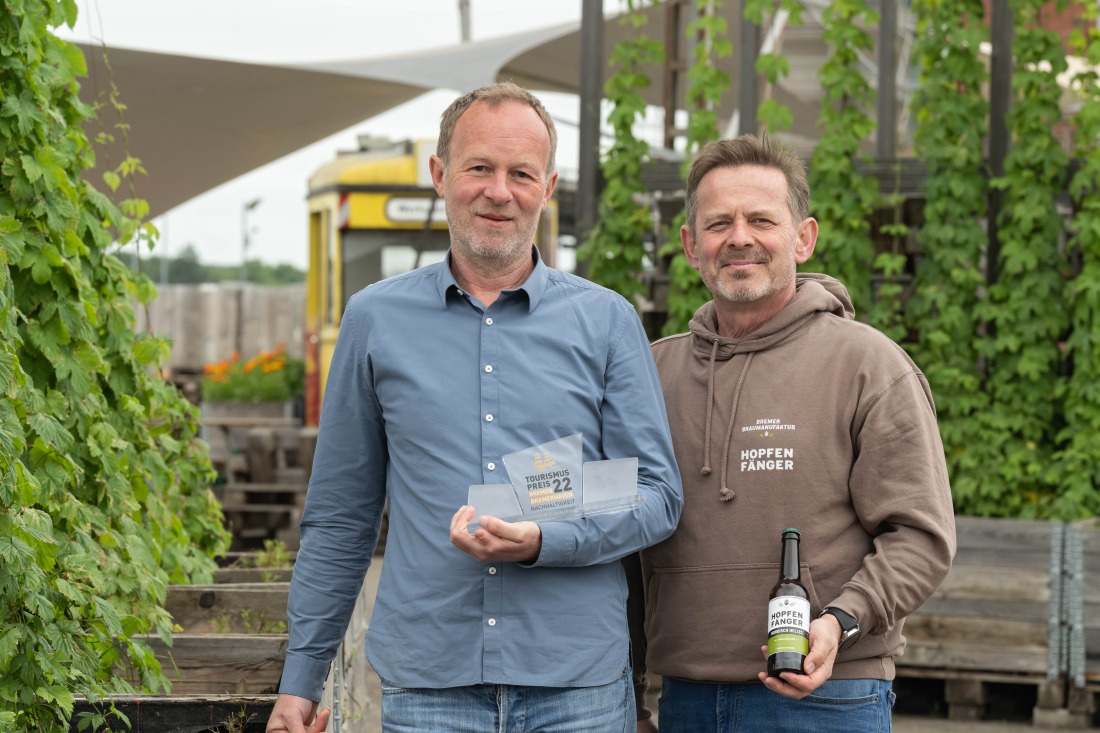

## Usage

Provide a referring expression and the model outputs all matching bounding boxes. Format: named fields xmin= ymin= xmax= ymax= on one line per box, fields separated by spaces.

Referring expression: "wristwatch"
xmin=821 ymin=607 xmax=861 ymax=652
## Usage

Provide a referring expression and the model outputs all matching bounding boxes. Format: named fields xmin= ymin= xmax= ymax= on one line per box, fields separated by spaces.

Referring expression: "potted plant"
xmin=201 ymin=344 xmax=304 ymax=421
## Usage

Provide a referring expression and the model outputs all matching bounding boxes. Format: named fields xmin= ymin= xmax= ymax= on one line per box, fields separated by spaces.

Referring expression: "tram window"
xmin=342 ymin=229 xmax=450 ymax=310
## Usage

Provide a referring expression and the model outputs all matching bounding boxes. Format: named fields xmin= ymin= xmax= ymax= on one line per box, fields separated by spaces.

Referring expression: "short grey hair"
xmin=684 ymin=133 xmax=810 ymax=234
xmin=436 ymin=81 xmax=557 ymax=173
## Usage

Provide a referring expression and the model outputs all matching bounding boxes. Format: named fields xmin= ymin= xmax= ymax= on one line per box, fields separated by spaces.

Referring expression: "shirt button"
xmin=488 ymin=618 xmax=497 ymax=626
xmin=485 ymin=414 xmax=494 ymax=422
xmin=487 ymin=462 xmax=496 ymax=471
xmin=484 ymin=365 xmax=493 ymax=373
xmin=485 ymin=317 xmax=494 ymax=325
xmin=488 ymin=567 xmax=497 ymax=575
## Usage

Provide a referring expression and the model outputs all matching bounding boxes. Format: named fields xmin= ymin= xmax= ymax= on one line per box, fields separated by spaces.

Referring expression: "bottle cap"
xmin=782 ymin=528 xmax=800 ymax=535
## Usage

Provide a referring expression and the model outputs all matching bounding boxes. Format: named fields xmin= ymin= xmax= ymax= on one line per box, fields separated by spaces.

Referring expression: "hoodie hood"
xmin=688 ymin=273 xmax=855 ymax=361
xmin=684 ymin=273 xmax=855 ymax=499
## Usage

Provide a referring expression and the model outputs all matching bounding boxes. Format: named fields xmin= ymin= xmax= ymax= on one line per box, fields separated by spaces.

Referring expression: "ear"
xmin=794 ymin=217 xmax=818 ymax=265
xmin=680 ymin=223 xmax=702 ymax=271
xmin=429 ymin=154 xmax=446 ymax=197
xmin=542 ymin=170 xmax=559 ymax=210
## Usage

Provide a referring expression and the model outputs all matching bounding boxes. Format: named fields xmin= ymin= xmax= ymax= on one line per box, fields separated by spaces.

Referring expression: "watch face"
xmin=827 ymin=609 xmax=859 ymax=651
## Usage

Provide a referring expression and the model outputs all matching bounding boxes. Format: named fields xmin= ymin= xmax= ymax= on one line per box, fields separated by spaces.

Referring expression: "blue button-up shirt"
xmin=281 ymin=250 xmax=683 ymax=700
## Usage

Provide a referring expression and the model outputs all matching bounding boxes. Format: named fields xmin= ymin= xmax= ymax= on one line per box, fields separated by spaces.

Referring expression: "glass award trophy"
xmin=466 ymin=433 xmax=641 ymax=530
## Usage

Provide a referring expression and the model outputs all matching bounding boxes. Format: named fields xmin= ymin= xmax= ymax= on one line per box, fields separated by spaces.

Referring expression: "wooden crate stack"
xmin=71 ymin=553 xmax=383 ymax=732
xmin=898 ymin=516 xmax=1069 ymax=724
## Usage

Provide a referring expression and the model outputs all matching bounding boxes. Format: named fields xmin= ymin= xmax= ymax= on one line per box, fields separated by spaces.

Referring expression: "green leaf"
xmin=0 ymin=626 xmax=22 ymax=668
xmin=26 ymin=412 xmax=73 ymax=452
xmin=102 ymin=170 xmax=120 ymax=192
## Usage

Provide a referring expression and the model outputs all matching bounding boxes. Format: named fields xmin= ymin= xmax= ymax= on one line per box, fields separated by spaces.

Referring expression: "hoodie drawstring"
xmin=718 ymin=352 xmax=753 ymax=501
xmin=700 ymin=339 xmax=720 ymax=477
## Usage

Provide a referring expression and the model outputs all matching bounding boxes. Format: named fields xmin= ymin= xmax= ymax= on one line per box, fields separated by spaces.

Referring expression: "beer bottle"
xmin=767 ymin=528 xmax=810 ymax=676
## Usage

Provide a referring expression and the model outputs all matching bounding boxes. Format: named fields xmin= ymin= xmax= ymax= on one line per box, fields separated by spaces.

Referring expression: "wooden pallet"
xmin=894 ymin=516 xmax=1070 ymax=724
xmin=166 ymin=583 xmax=289 ymax=634
xmin=70 ymin=695 xmax=276 ymax=733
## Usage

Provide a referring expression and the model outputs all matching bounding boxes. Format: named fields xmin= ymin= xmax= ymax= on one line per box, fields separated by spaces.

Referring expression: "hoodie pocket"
xmin=645 ymin=563 xmax=823 ymax=681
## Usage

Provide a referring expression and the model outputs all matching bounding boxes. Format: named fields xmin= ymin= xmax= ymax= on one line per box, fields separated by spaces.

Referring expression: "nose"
xmin=483 ymin=171 xmax=513 ymax=204
xmin=727 ymin=218 xmax=754 ymax=247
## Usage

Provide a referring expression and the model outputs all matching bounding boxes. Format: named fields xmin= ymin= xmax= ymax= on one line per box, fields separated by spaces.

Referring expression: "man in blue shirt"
xmin=267 ymin=82 xmax=683 ymax=733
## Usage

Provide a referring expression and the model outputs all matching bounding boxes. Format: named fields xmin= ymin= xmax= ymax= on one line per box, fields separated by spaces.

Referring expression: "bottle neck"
xmin=780 ymin=535 xmax=801 ymax=580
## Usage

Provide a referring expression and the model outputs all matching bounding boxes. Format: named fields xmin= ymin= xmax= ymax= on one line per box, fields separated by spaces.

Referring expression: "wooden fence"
xmin=133 ymin=283 xmax=305 ymax=375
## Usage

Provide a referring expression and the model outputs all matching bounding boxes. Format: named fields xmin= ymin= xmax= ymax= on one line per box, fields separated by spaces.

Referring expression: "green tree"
xmin=170 ymin=243 xmax=207 ymax=283
xmin=0 ymin=3 xmax=229 ymax=731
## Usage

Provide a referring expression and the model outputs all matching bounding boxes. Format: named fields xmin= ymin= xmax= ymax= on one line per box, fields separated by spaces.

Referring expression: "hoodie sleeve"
xmin=832 ymin=367 xmax=957 ymax=635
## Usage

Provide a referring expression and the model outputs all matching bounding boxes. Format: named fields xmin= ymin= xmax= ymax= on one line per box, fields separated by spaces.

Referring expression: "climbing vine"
xmin=585 ymin=1 xmax=1097 ymax=519
xmin=907 ymin=0 xmax=990 ymax=512
xmin=661 ymin=0 xmax=734 ymax=335
xmin=579 ymin=0 xmax=663 ymax=304
xmin=973 ymin=0 xmax=1070 ymax=517
xmin=803 ymin=0 xmax=879 ymax=319
xmin=660 ymin=0 xmax=799 ymax=335
xmin=1049 ymin=0 xmax=1100 ymax=518
xmin=0 ymin=3 xmax=229 ymax=731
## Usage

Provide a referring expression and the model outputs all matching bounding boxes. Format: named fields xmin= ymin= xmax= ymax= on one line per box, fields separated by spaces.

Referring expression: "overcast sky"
xmin=58 ymin=1 xmax=621 ymax=269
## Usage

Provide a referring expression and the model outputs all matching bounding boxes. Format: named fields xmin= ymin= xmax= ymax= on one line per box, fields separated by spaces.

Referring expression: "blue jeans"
xmin=658 ymin=677 xmax=895 ymax=733
xmin=379 ymin=667 xmax=634 ymax=732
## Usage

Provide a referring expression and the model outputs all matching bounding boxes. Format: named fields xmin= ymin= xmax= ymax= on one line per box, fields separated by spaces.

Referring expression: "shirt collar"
xmin=436 ymin=246 xmax=548 ymax=313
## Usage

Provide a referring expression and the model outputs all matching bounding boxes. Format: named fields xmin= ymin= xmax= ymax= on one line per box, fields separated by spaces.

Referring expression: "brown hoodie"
xmin=637 ymin=273 xmax=955 ymax=687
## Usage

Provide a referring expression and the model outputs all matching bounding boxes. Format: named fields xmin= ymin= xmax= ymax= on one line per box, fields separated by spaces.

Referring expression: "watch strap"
xmin=821 ymin=607 xmax=861 ymax=652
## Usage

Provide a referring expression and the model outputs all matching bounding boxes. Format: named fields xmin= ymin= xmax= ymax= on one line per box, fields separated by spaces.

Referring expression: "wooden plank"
xmin=952 ymin=547 xmax=1052 ymax=571
xmin=911 ymin=596 xmax=1049 ymax=623
xmin=905 ymin=614 xmax=1047 ymax=648
xmin=70 ymin=695 xmax=277 ymax=733
xmin=899 ymin=639 xmax=1049 ymax=674
xmin=203 ymin=417 xmax=300 ymax=428
xmin=216 ymin=550 xmax=297 ymax=567
xmin=953 ymin=516 xmax=1056 ymax=550
xmin=932 ymin=565 xmax=1049 ymax=603
xmin=218 ymin=483 xmax=308 ymax=493
xmin=895 ymin=666 xmax=1054 ymax=684
xmin=213 ymin=567 xmax=294 ymax=584
xmin=220 ymin=503 xmax=300 ymax=514
xmin=166 ymin=584 xmax=288 ymax=633
xmin=140 ymin=634 xmax=286 ymax=695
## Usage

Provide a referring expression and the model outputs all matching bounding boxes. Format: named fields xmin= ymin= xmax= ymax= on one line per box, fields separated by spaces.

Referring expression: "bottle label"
xmin=767 ymin=595 xmax=810 ymax=655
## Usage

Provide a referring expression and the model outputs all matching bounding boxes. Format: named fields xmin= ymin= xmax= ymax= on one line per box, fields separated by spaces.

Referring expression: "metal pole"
xmin=332 ymin=642 xmax=344 ymax=733
xmin=738 ymin=3 xmax=758 ymax=136
xmin=240 ymin=198 xmax=260 ymax=284
xmin=237 ymin=198 xmax=260 ymax=355
xmin=876 ymin=0 xmax=897 ymax=159
xmin=159 ymin=215 xmax=169 ymax=284
xmin=988 ymin=0 xmax=1013 ymax=286
xmin=458 ymin=0 xmax=471 ymax=42
xmin=577 ymin=0 xmax=603 ymax=267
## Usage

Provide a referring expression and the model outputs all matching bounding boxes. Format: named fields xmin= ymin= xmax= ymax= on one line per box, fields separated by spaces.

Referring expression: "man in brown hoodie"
xmin=631 ymin=134 xmax=956 ymax=732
